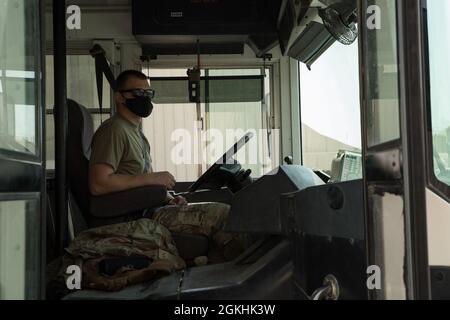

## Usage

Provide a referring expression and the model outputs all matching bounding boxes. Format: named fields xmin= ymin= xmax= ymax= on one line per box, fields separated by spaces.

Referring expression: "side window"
xmin=0 ymin=0 xmax=42 ymax=300
xmin=45 ymin=54 xmax=111 ymax=169
xmin=299 ymin=41 xmax=362 ymax=181
xmin=0 ymin=0 xmax=40 ymax=157
xmin=426 ymin=1 xmax=450 ymax=189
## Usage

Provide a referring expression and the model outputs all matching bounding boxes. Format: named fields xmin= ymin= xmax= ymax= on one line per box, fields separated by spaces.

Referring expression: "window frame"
xmin=0 ymin=0 xmax=46 ymax=300
xmin=359 ymin=0 xmax=433 ymax=300
xmin=0 ymin=0 xmax=44 ymax=163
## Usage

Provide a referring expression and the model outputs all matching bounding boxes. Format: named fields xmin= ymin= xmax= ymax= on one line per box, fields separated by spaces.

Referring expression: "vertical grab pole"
xmin=53 ymin=0 xmax=68 ymax=255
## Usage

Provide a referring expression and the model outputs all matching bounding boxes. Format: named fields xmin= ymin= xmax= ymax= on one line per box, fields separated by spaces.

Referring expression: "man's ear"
xmin=114 ymin=92 xmax=124 ymax=105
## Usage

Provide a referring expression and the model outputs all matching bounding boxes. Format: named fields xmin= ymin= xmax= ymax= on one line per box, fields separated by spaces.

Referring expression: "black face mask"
xmin=123 ymin=96 xmax=153 ymax=118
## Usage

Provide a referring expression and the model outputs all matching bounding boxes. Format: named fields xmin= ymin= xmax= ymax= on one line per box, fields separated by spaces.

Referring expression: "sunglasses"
xmin=120 ymin=88 xmax=155 ymax=99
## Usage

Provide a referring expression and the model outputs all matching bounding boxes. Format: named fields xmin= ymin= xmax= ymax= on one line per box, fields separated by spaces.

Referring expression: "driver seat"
xmin=66 ymin=99 xmax=208 ymax=260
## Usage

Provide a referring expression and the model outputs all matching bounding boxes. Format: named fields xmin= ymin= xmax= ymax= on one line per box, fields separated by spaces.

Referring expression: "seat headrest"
xmin=67 ymin=99 xmax=94 ymax=159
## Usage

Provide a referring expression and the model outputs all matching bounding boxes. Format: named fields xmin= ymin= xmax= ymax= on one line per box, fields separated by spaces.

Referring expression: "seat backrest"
xmin=67 ymin=99 xmax=94 ymax=218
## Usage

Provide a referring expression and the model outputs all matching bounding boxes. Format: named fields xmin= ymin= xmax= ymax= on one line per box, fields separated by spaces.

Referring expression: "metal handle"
xmin=311 ymin=275 xmax=340 ymax=300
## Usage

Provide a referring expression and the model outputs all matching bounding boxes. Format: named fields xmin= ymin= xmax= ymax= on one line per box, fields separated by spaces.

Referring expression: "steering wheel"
xmin=188 ymin=132 xmax=254 ymax=193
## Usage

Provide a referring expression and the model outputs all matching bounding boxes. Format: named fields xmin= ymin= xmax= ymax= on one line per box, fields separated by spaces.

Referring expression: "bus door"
xmin=359 ymin=0 xmax=431 ymax=299
xmin=422 ymin=0 xmax=450 ymax=299
xmin=0 ymin=0 xmax=45 ymax=299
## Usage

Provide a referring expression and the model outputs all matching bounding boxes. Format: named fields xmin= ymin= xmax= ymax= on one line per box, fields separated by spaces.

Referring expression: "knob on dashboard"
xmin=284 ymin=156 xmax=293 ymax=165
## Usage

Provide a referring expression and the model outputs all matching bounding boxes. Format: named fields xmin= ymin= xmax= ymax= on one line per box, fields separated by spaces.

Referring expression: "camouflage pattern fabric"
xmin=48 ymin=203 xmax=251 ymax=295
xmin=153 ymin=202 xmax=252 ymax=261
xmin=51 ymin=219 xmax=185 ymax=293
xmin=65 ymin=218 xmax=184 ymax=267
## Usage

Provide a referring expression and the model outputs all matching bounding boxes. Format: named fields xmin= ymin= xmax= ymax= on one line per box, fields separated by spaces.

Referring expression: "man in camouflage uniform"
xmin=88 ymin=70 xmax=248 ymax=262
xmin=152 ymin=202 xmax=251 ymax=262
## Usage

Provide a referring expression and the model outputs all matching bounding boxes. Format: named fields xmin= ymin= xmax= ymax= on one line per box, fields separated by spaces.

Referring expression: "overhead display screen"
xmin=155 ymin=0 xmax=261 ymax=24
xmin=133 ymin=0 xmax=281 ymax=35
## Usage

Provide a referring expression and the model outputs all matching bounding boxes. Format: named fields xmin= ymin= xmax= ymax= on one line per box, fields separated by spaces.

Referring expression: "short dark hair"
xmin=115 ymin=70 xmax=148 ymax=92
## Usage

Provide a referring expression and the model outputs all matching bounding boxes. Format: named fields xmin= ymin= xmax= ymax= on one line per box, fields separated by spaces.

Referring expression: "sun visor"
xmin=287 ymin=21 xmax=336 ymax=68
xmin=150 ymin=75 xmax=264 ymax=104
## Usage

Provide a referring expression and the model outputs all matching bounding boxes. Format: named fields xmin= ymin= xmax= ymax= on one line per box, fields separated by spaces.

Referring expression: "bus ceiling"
xmin=48 ymin=0 xmax=357 ymax=67
xmin=132 ymin=0 xmax=357 ymax=63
